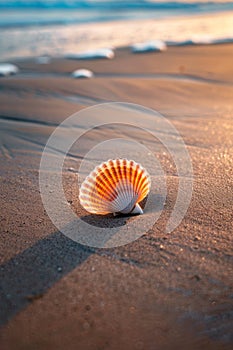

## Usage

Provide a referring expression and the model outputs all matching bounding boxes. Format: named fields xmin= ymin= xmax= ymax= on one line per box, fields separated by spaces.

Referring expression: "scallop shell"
xmin=79 ymin=159 xmax=151 ymax=215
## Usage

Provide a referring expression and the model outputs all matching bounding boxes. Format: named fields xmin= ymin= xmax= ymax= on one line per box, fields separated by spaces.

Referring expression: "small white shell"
xmin=72 ymin=69 xmax=94 ymax=79
xmin=79 ymin=159 xmax=151 ymax=215
xmin=0 ymin=63 xmax=19 ymax=77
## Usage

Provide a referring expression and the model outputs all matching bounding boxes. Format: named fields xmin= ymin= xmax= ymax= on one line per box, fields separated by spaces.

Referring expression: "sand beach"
xmin=0 ymin=2 xmax=233 ymax=348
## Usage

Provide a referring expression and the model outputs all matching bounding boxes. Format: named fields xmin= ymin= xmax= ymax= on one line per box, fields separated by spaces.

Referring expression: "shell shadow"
xmin=80 ymin=195 xmax=152 ymax=228
xmin=79 ymin=193 xmax=163 ymax=229
xmin=80 ymin=212 xmax=133 ymax=228
xmin=0 ymin=194 xmax=164 ymax=325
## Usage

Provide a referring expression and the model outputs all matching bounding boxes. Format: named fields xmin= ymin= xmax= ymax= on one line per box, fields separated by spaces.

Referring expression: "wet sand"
xmin=0 ymin=44 xmax=233 ymax=349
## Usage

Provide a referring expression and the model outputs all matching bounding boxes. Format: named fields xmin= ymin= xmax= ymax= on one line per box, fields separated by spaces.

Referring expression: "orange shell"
xmin=79 ymin=159 xmax=151 ymax=215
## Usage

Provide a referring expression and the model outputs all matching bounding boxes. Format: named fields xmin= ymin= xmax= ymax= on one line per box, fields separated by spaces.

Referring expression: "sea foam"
xmin=131 ymin=40 xmax=167 ymax=53
xmin=1 ymin=11 xmax=233 ymax=60
xmin=66 ymin=48 xmax=114 ymax=60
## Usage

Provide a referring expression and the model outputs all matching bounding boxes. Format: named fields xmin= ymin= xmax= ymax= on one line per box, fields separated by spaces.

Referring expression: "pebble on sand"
xmin=0 ymin=63 xmax=19 ymax=77
xmin=72 ymin=69 xmax=94 ymax=79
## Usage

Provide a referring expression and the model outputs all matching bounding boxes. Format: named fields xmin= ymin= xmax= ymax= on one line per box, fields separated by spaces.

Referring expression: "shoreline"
xmin=1 ymin=10 xmax=233 ymax=61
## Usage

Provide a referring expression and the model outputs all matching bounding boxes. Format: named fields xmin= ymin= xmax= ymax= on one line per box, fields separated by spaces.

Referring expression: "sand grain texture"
xmin=0 ymin=45 xmax=233 ymax=350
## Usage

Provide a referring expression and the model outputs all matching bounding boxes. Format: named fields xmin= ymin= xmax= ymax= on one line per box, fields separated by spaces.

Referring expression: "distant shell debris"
xmin=0 ymin=63 xmax=19 ymax=77
xmin=35 ymin=56 xmax=51 ymax=64
xmin=72 ymin=69 xmax=94 ymax=79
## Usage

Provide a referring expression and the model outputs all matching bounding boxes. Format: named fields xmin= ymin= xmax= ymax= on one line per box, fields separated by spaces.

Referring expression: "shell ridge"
xmin=79 ymin=159 xmax=150 ymax=215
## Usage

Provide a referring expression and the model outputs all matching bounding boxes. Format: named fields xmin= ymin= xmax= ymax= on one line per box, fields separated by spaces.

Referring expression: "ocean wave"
xmin=1 ymin=0 xmax=233 ymax=11
xmin=1 ymin=3 xmax=233 ymax=60
xmin=1 ymin=1 xmax=233 ymax=29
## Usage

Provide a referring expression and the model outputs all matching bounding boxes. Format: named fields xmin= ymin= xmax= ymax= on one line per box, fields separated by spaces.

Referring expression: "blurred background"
xmin=1 ymin=0 xmax=233 ymax=59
